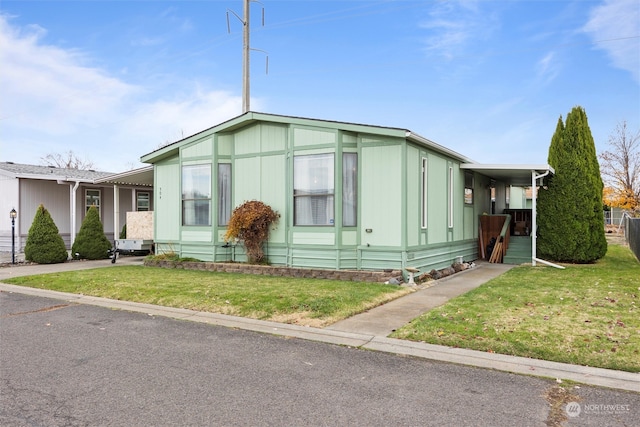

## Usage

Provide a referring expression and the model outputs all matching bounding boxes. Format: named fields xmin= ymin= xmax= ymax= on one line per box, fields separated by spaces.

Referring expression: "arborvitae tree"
xmin=537 ymin=106 xmax=607 ymax=263
xmin=24 ymin=204 xmax=69 ymax=264
xmin=72 ymin=205 xmax=112 ymax=260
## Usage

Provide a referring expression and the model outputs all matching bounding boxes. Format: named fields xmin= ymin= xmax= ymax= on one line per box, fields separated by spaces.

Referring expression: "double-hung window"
xmin=294 ymin=153 xmax=334 ymax=226
xmin=464 ymin=171 xmax=474 ymax=205
xmin=137 ymin=192 xmax=150 ymax=211
xmin=182 ymin=164 xmax=211 ymax=226
xmin=85 ymin=189 xmax=100 ymax=216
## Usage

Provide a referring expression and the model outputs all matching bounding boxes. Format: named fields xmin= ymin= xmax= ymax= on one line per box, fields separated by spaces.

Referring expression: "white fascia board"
xmin=407 ymin=132 xmax=476 ymax=163
xmin=460 ymin=163 xmax=554 ymax=173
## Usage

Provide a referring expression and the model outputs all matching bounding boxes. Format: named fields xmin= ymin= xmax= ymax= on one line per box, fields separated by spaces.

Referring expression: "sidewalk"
xmin=1 ymin=255 xmax=638 ymax=392
xmin=327 ymin=261 xmax=514 ymax=336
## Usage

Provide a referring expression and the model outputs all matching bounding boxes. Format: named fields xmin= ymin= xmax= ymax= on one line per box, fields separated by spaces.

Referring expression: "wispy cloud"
xmin=0 ymin=14 xmax=240 ymax=171
xmin=419 ymin=0 xmax=496 ymax=60
xmin=583 ymin=0 xmax=640 ymax=83
xmin=536 ymin=51 xmax=560 ymax=84
xmin=0 ymin=15 xmax=136 ymax=132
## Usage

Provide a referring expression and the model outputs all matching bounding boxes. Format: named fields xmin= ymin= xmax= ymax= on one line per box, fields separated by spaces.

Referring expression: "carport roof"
xmin=461 ymin=164 xmax=554 ymax=186
xmin=94 ymin=165 xmax=154 ymax=187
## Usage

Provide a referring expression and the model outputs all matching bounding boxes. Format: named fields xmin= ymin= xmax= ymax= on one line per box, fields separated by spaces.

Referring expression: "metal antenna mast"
xmin=228 ymin=0 xmax=266 ymax=114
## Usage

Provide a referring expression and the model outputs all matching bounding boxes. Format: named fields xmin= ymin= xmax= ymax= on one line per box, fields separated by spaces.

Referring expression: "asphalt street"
xmin=1 ymin=291 xmax=638 ymax=426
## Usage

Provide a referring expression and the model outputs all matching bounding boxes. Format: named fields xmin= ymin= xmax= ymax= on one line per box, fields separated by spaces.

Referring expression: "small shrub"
xmin=72 ymin=205 xmax=112 ymax=260
xmin=24 ymin=204 xmax=68 ymax=264
xmin=119 ymin=224 xmax=127 ymax=239
xmin=145 ymin=252 xmax=200 ymax=262
xmin=224 ymin=200 xmax=279 ymax=264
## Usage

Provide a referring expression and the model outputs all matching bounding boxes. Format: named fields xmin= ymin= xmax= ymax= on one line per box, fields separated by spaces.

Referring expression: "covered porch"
xmin=462 ymin=164 xmax=555 ymax=267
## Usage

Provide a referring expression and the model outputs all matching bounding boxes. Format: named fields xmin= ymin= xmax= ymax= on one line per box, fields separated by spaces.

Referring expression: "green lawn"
xmin=3 ymin=267 xmax=411 ymax=328
xmin=391 ymin=244 xmax=640 ymax=372
xmin=5 ymin=242 xmax=639 ymax=372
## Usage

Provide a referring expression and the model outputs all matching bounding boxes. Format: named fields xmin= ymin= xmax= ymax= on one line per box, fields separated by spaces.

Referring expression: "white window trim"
xmin=464 ymin=171 xmax=474 ymax=205
xmin=137 ymin=192 xmax=150 ymax=211
xmin=182 ymin=163 xmax=212 ymax=226
xmin=293 ymin=153 xmax=335 ymax=226
xmin=421 ymin=157 xmax=427 ymax=229
xmin=448 ymin=166 xmax=454 ymax=228
xmin=218 ymin=163 xmax=232 ymax=227
xmin=85 ymin=189 xmax=101 ymax=218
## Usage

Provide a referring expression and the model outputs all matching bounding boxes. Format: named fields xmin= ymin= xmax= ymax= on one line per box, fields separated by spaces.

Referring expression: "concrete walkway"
xmin=327 ymin=261 xmax=514 ymax=336
xmin=1 ymin=255 xmax=638 ymax=392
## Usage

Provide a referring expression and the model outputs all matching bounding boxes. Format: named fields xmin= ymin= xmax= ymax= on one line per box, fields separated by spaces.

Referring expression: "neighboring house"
xmin=140 ymin=112 xmax=553 ymax=272
xmin=0 ymin=162 xmax=154 ymax=253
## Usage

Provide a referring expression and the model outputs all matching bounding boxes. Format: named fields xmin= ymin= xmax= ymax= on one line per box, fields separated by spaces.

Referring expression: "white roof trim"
xmin=95 ymin=165 xmax=154 ymax=187
xmin=460 ymin=164 xmax=554 ymax=186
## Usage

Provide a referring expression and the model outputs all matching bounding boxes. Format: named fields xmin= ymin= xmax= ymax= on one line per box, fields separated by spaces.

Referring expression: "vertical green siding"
xmin=406 ymin=145 xmax=420 ymax=247
xmin=181 ymin=230 xmax=212 ymax=242
xmin=145 ymin=115 xmax=488 ymax=273
xmin=342 ymin=230 xmax=358 ymax=246
xmin=218 ymin=134 xmax=233 ymax=156
xmin=360 ymin=144 xmax=402 ymax=247
xmin=451 ymin=163 xmax=464 ymax=241
xmin=235 ymin=125 xmax=261 ymax=155
xmin=427 ymin=155 xmax=448 ymax=244
xmin=182 ymin=138 xmax=213 ymax=158
xmin=155 ymin=160 xmax=180 ymax=241
xmin=260 ymin=124 xmax=287 ymax=152
xmin=235 ymin=157 xmax=261 ymax=201
xmin=292 ymin=232 xmax=335 ymax=245
xmin=464 ymin=205 xmax=475 ymax=239
xmin=260 ymin=154 xmax=287 ymax=244
xmin=293 ymin=127 xmax=336 ymax=147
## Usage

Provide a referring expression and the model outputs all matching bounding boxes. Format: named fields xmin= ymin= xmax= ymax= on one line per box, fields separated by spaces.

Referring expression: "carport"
xmin=95 ymin=165 xmax=154 ymax=241
xmin=460 ymin=163 xmax=562 ymax=268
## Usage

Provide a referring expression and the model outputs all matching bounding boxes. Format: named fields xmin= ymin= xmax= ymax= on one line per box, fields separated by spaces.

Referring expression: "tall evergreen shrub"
xmin=24 ymin=204 xmax=68 ymax=264
xmin=72 ymin=205 xmax=112 ymax=260
xmin=536 ymin=106 xmax=607 ymax=262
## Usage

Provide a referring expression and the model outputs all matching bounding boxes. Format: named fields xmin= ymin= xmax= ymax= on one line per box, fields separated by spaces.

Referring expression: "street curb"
xmin=1 ymin=282 xmax=638 ymax=393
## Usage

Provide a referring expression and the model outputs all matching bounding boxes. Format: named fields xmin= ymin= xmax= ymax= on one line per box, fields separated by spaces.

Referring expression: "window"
xmin=85 ymin=189 xmax=100 ymax=215
xmin=182 ymin=164 xmax=211 ymax=226
xmin=464 ymin=171 xmax=474 ymax=205
xmin=137 ymin=192 xmax=150 ymax=211
xmin=218 ymin=163 xmax=232 ymax=226
xmin=294 ymin=153 xmax=334 ymax=226
xmin=342 ymin=153 xmax=357 ymax=227
xmin=448 ymin=166 xmax=454 ymax=228
xmin=421 ymin=158 xmax=427 ymax=229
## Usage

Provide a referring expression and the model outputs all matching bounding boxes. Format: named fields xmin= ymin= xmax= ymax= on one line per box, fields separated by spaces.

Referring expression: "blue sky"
xmin=1 ymin=0 xmax=638 ymax=172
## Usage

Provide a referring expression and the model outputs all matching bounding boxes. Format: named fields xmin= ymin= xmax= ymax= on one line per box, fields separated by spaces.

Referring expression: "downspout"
xmin=531 ymin=170 xmax=564 ymax=269
xmin=58 ymin=180 xmax=81 ymax=248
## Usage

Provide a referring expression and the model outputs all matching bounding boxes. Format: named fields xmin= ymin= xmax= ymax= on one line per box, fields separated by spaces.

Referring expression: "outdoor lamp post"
xmin=10 ymin=208 xmax=17 ymax=264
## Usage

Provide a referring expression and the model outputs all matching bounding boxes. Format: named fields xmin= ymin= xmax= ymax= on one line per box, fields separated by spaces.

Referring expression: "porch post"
xmin=113 ymin=184 xmax=119 ymax=242
xmin=531 ymin=170 xmax=537 ymax=266
xmin=70 ymin=181 xmax=80 ymax=248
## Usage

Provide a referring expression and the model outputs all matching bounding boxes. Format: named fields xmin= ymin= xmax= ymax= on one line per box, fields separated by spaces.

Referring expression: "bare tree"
xmin=40 ymin=151 xmax=95 ymax=170
xmin=599 ymin=121 xmax=640 ymax=213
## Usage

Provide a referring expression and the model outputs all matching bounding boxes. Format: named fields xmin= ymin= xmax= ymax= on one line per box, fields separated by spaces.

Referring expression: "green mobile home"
xmin=140 ymin=112 xmax=551 ymax=273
